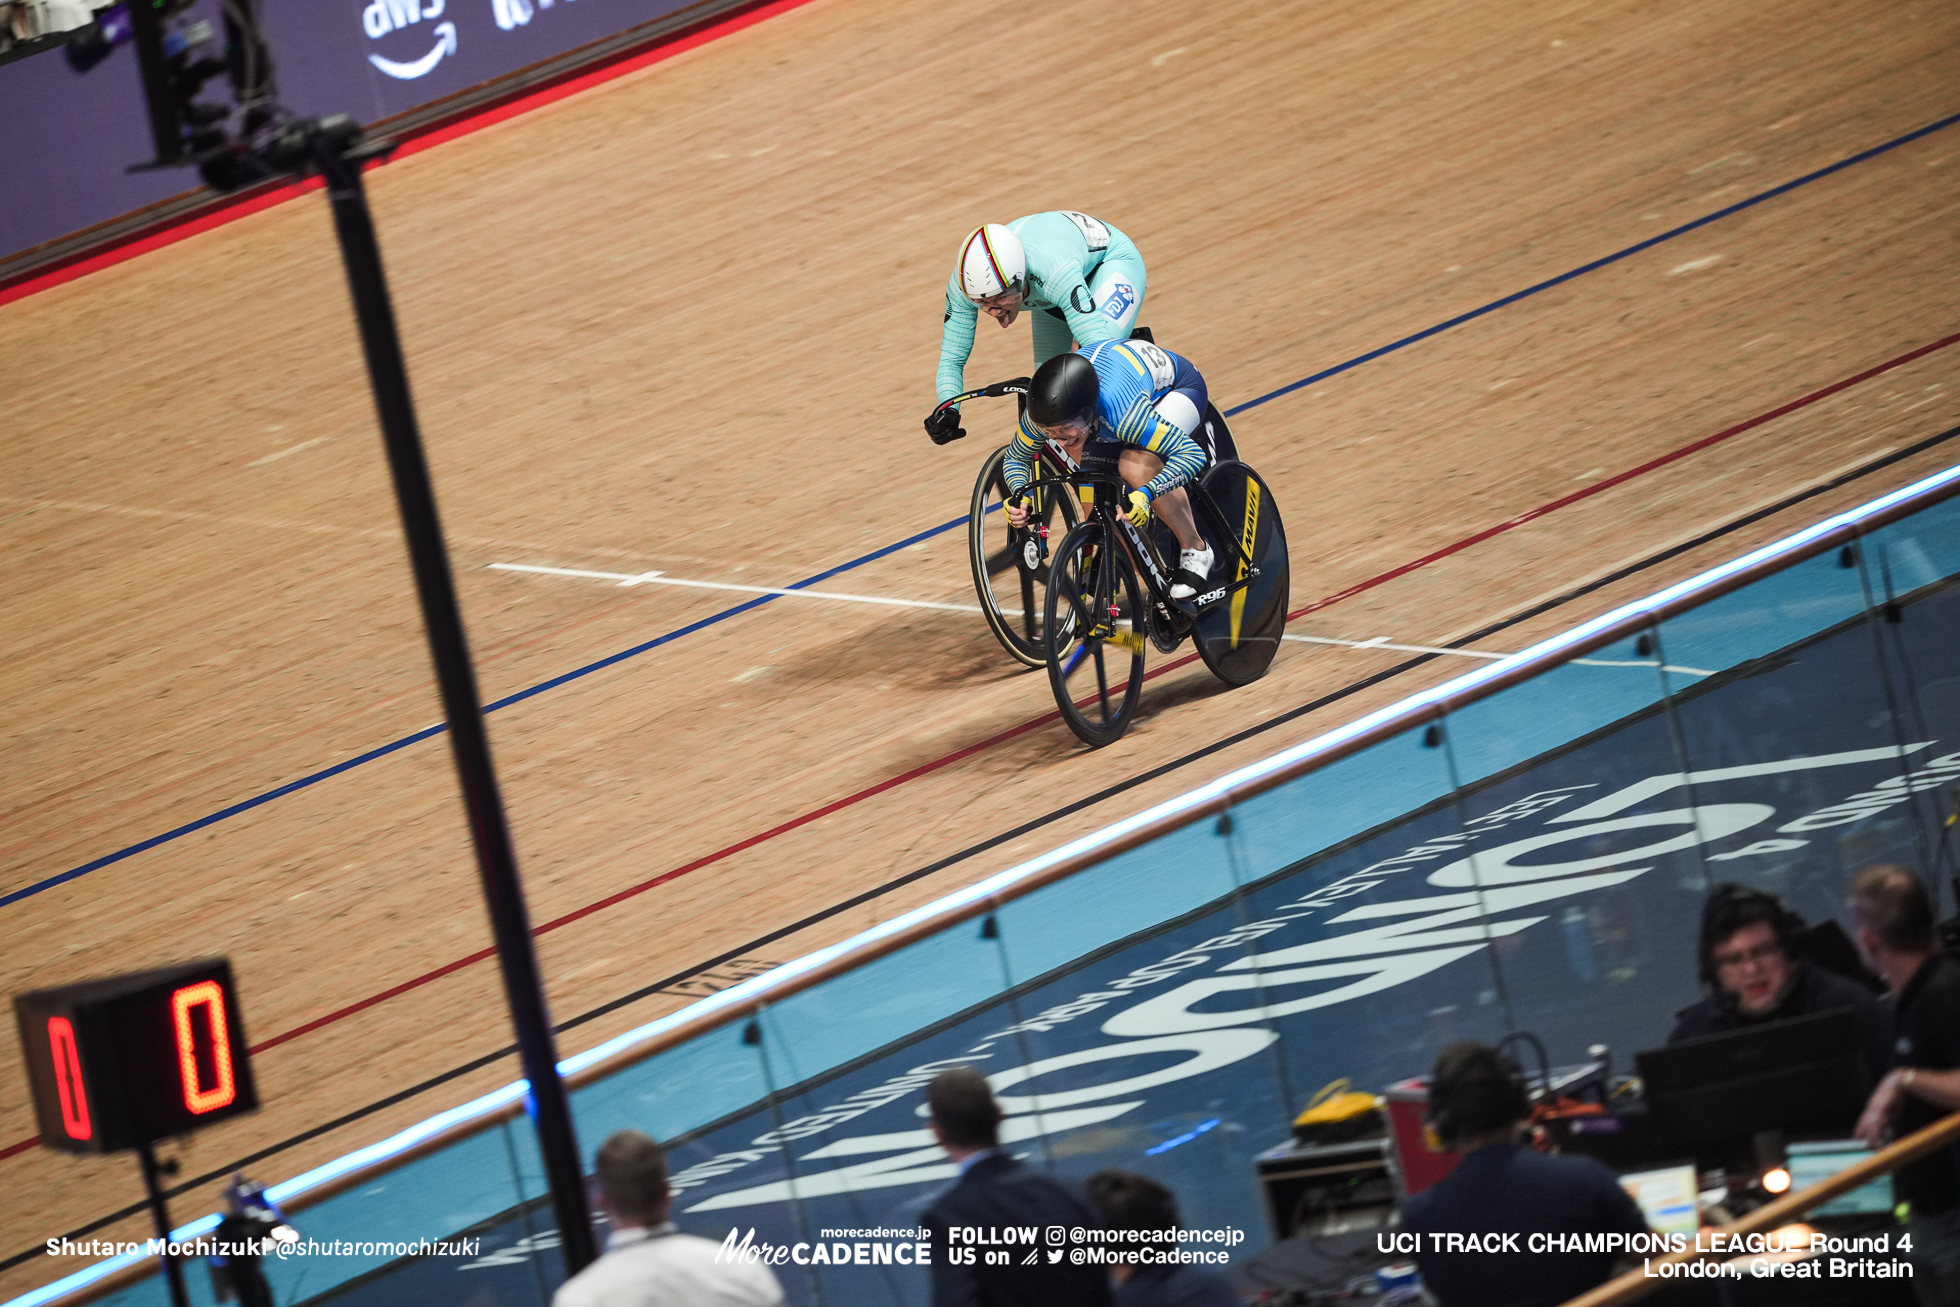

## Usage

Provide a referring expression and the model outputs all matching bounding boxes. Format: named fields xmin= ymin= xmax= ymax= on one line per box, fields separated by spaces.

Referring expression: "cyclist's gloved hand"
xmin=924 ymin=407 xmax=965 ymax=445
xmin=1005 ymin=495 xmax=1033 ymax=528
xmin=1124 ymin=488 xmax=1154 ymax=529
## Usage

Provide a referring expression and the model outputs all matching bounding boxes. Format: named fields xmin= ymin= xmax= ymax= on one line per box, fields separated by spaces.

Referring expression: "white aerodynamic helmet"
xmin=957 ymin=223 xmax=1026 ymax=303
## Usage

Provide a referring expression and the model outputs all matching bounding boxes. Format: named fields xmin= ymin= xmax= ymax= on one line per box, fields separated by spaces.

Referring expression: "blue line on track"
xmin=0 ymin=514 xmax=966 ymax=910
xmin=1223 ymin=108 xmax=1960 ymax=417
xmin=10 ymin=108 xmax=1957 ymax=911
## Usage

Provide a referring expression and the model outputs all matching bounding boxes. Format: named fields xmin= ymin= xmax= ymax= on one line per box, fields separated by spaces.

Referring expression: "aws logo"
xmin=362 ymin=0 xmax=455 ymax=79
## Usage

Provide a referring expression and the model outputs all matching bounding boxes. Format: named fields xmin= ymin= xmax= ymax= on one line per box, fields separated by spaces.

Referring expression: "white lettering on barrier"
xmin=1101 ymin=948 xmax=1485 ymax=1037
xmin=1551 ymin=745 xmax=1932 ymax=822
xmin=679 ymin=747 xmax=1934 ymax=1210
xmin=1779 ymin=751 xmax=1960 ymax=831
xmin=1104 ymin=871 xmax=1646 ymax=1037
xmin=1424 ymin=805 xmax=1773 ymax=888
xmin=983 ymin=1030 xmax=1277 ymax=1115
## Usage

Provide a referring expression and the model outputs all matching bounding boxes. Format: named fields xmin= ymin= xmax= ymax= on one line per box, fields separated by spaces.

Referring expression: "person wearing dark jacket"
xmin=1850 ymin=865 xmax=1960 ymax=1306
xmin=1084 ymin=1170 xmax=1238 ymax=1307
xmin=920 ymin=1067 xmax=1112 ymax=1307
xmin=1401 ymin=1043 xmax=1649 ymax=1307
xmin=1667 ymin=883 xmax=1889 ymax=1082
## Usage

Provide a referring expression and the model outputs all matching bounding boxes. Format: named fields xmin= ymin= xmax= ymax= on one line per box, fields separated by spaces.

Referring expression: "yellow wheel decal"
xmin=1228 ymin=479 xmax=1260 ymax=647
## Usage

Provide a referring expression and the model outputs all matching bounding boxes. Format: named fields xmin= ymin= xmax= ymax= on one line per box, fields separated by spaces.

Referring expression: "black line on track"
xmin=8 ymin=424 xmax=1953 ymax=1273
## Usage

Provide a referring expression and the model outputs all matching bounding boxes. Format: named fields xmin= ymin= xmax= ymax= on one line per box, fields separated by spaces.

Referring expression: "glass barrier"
xmin=53 ymin=480 xmax=1960 ymax=1307
xmin=91 ymin=1115 xmax=551 ymax=1307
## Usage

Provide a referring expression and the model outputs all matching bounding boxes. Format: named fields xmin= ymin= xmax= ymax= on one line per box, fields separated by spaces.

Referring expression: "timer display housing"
xmin=14 ymin=959 xmax=258 ymax=1154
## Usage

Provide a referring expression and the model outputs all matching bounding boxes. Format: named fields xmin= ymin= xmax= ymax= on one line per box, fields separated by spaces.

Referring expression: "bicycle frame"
xmin=1018 ymin=470 xmax=1262 ymax=613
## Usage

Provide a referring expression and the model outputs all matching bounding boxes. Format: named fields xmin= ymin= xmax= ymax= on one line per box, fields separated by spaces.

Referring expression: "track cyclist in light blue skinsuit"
xmin=923 ymin=212 xmax=1147 ymax=442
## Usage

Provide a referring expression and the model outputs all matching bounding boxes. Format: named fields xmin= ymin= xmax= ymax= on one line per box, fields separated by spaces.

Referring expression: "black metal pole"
xmin=119 ymin=0 xmax=185 ymax=165
xmin=311 ymin=137 xmax=597 ymax=1275
xmin=136 ymin=1142 xmax=189 ymax=1307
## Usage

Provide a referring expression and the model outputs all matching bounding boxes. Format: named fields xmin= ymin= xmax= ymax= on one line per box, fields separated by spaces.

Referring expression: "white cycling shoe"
xmin=1169 ymin=544 xmax=1215 ymax=601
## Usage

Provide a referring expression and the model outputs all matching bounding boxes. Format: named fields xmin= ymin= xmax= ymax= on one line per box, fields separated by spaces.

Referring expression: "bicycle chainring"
xmin=1146 ymin=599 xmax=1183 ymax=653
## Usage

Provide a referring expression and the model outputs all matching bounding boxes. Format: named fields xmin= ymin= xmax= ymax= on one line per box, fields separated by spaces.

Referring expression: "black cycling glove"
xmin=924 ymin=406 xmax=965 ymax=445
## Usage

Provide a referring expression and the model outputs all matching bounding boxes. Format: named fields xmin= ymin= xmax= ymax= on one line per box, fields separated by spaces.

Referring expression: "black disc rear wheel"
xmin=1191 ymin=461 xmax=1290 ymax=687
xmin=969 ymin=444 xmax=1080 ymax=667
xmin=1044 ymin=523 xmax=1146 ymax=747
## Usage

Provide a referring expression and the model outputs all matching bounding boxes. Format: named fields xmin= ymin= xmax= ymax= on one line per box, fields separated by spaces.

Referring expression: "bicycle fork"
xmin=1083 ymin=536 xmax=1146 ymax=653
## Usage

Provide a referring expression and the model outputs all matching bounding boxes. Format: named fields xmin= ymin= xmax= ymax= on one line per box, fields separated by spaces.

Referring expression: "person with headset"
xmin=924 ymin=212 xmax=1147 ymax=445
xmin=1667 ymin=884 xmax=1888 ymax=1079
xmin=1004 ymin=341 xmax=1219 ymax=599
xmin=1399 ymin=1042 xmax=1650 ymax=1307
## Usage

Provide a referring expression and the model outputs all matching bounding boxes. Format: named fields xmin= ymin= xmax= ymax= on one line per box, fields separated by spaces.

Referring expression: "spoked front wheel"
xmin=969 ymin=445 xmax=1081 ymax=667
xmin=1044 ymin=523 xmax=1146 ymax=747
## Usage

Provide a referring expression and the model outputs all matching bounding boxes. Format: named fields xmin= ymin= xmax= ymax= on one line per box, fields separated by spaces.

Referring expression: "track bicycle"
xmin=1020 ymin=451 xmax=1290 ymax=747
xmin=928 ymin=373 xmax=1245 ymax=669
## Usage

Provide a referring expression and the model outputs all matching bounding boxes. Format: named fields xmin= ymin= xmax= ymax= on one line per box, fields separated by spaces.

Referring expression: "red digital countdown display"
xmin=14 ymin=959 xmax=258 ymax=1155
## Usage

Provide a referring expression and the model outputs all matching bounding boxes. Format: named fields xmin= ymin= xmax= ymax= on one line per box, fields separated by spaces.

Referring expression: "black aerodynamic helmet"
xmin=1028 ymin=352 xmax=1099 ymax=428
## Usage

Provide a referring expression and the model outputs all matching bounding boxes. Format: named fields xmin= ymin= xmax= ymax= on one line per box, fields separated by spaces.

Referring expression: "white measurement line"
xmin=1573 ymin=658 xmax=1716 ymax=678
xmin=494 ymin=563 xmax=1715 ymax=678
xmin=1283 ymin=634 xmax=1505 ymax=659
xmin=248 ymin=437 xmax=330 ymax=466
xmin=488 ymin=562 xmax=985 ymax=614
xmin=1284 ymin=633 xmax=1711 ymax=677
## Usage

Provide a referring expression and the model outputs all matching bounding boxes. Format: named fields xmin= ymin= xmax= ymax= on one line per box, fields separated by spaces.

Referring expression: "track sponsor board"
xmin=311 ymin=575 xmax=1960 ymax=1306
xmin=1 ymin=0 xmax=709 ymax=259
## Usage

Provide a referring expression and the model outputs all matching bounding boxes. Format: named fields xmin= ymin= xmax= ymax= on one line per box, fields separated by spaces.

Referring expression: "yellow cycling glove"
xmin=1124 ymin=488 xmax=1154 ymax=529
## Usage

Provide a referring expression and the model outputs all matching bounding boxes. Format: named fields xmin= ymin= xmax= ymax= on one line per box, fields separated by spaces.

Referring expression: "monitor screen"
xmin=1619 ymin=1164 xmax=1700 ymax=1236
xmin=1634 ymin=1008 xmax=1867 ymax=1152
xmin=1786 ymin=1140 xmax=1893 ymax=1217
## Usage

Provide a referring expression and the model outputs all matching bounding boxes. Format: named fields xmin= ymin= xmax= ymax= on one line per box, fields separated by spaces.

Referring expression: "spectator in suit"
xmin=1085 ymin=1170 xmax=1238 ymax=1307
xmin=554 ymin=1130 xmax=783 ymax=1307
xmin=921 ymin=1067 xmax=1112 ymax=1307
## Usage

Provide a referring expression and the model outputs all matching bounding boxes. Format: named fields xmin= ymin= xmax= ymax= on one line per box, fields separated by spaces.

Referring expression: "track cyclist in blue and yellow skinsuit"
xmin=923 ymin=211 xmax=1146 ymax=443
xmin=1005 ymin=339 xmax=1217 ymax=600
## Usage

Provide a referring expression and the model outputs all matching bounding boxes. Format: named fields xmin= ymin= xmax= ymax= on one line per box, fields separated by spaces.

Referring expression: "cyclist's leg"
xmin=1154 ymin=354 xmax=1213 ymax=459
xmin=1153 ymin=390 xmax=1208 ymax=459
xmin=1031 ymin=309 xmax=1074 ymax=371
xmin=1085 ymin=236 xmax=1146 ymax=338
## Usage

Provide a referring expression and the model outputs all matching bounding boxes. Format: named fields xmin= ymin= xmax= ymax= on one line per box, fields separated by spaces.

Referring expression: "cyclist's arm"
xmin=1002 ymin=414 xmax=1045 ymax=495
xmin=937 ymin=275 xmax=980 ymax=403
xmin=1116 ymin=397 xmax=1206 ymax=500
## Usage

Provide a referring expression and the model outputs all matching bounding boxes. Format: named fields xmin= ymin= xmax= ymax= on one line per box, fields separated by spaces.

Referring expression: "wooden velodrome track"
xmin=4 ymin=0 xmax=1959 ymax=1293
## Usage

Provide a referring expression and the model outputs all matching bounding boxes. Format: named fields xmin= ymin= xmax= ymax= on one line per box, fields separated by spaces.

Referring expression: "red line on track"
xmin=0 ymin=0 xmax=820 ymax=311
xmin=247 ymin=705 xmax=1065 ymax=1054
xmin=3 ymin=331 xmax=1953 ymax=1168
xmin=1288 ymin=331 xmax=1960 ymax=618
